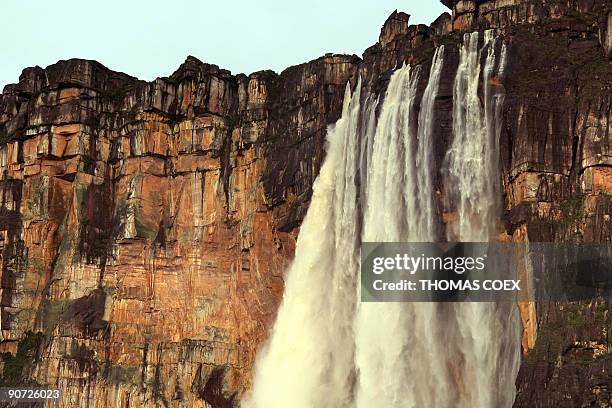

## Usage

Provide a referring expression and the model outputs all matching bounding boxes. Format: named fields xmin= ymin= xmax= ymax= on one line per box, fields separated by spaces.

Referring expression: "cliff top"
xmin=3 ymin=0 xmax=610 ymax=99
xmin=0 ymin=8 xmax=441 ymax=98
xmin=2 ymin=58 xmax=140 ymax=96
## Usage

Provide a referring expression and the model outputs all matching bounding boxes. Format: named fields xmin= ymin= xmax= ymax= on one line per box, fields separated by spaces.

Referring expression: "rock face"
xmin=444 ymin=0 xmax=612 ymax=36
xmin=0 ymin=0 xmax=610 ymax=407
xmin=0 ymin=55 xmax=359 ymax=406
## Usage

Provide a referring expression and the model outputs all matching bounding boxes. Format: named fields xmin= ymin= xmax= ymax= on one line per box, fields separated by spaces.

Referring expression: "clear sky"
xmin=1 ymin=0 xmax=448 ymax=90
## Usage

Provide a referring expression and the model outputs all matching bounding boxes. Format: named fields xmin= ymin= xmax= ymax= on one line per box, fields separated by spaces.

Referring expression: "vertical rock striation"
xmin=0 ymin=56 xmax=359 ymax=406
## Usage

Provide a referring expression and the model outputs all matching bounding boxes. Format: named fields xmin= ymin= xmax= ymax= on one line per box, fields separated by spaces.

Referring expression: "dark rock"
xmin=599 ymin=11 xmax=612 ymax=59
xmin=64 ymin=289 xmax=108 ymax=336
xmin=431 ymin=12 xmax=453 ymax=36
xmin=379 ymin=10 xmax=411 ymax=47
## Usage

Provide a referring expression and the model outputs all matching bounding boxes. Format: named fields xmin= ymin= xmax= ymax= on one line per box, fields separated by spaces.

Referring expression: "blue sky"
xmin=1 ymin=0 xmax=448 ymax=89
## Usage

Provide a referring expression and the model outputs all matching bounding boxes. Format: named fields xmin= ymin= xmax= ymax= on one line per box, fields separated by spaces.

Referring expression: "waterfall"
xmin=447 ymin=31 xmax=504 ymax=241
xmin=245 ymin=31 xmax=520 ymax=408
xmin=444 ymin=31 xmax=521 ymax=407
xmin=242 ymin=80 xmax=362 ymax=408
xmin=355 ymin=48 xmax=452 ymax=408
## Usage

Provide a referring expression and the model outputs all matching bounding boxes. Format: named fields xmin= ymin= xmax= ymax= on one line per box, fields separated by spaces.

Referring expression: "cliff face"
xmin=0 ymin=0 xmax=610 ymax=407
xmin=0 ymin=54 xmax=359 ymax=406
xmin=501 ymin=10 xmax=612 ymax=407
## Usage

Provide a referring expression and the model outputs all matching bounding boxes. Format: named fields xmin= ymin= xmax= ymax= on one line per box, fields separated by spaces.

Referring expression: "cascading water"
xmin=444 ymin=31 xmax=520 ymax=407
xmin=355 ymin=48 xmax=451 ymax=408
xmin=446 ymin=30 xmax=505 ymax=241
xmin=242 ymin=81 xmax=362 ymax=408
xmin=245 ymin=31 xmax=520 ymax=408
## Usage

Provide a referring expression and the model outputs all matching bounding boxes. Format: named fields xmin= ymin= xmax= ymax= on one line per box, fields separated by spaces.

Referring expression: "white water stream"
xmin=244 ymin=31 xmax=520 ymax=408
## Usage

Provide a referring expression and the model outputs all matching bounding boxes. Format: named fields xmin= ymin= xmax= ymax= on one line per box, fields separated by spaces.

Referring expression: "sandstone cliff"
xmin=0 ymin=53 xmax=359 ymax=406
xmin=0 ymin=0 xmax=610 ymax=407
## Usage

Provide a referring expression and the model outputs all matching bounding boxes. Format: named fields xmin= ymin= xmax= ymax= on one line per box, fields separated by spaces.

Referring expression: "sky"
xmin=0 ymin=0 xmax=448 ymax=90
